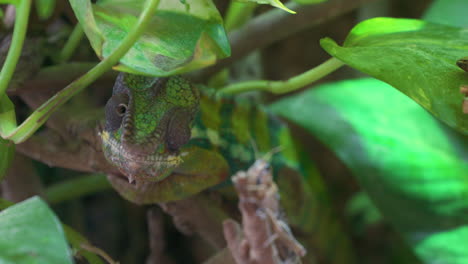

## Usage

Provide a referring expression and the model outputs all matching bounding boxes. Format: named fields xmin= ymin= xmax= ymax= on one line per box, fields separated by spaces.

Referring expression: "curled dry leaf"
xmin=224 ymin=159 xmax=306 ymax=264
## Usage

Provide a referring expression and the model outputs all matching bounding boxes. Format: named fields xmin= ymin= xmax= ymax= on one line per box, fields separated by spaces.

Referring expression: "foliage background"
xmin=3 ymin=0 xmax=467 ymax=263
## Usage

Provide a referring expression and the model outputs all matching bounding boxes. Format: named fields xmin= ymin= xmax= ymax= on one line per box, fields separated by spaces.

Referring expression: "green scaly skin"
xmin=101 ymin=73 xmax=357 ymax=263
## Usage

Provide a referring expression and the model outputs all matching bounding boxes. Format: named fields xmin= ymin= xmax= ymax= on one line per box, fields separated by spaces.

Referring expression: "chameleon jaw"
xmin=100 ymin=131 xmax=183 ymax=183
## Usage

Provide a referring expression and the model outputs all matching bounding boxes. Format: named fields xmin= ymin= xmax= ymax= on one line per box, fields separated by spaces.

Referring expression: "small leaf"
xmin=0 ymin=197 xmax=73 ymax=263
xmin=70 ymin=0 xmax=230 ymax=76
xmin=270 ymin=78 xmax=468 ymax=263
xmin=35 ymin=0 xmax=56 ymax=20
xmin=292 ymin=0 xmax=327 ymax=4
xmin=320 ymin=17 xmax=468 ymax=135
xmin=237 ymin=0 xmax=296 ymax=14
xmin=423 ymin=0 xmax=468 ymax=27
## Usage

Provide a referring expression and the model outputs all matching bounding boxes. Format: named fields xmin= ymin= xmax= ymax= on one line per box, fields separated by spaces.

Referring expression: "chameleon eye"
xmin=105 ymin=93 xmax=129 ymax=132
xmin=116 ymin=103 xmax=127 ymax=116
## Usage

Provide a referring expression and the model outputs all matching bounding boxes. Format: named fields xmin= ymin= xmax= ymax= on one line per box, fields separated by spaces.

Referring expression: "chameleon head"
xmin=101 ymin=73 xmax=199 ymax=183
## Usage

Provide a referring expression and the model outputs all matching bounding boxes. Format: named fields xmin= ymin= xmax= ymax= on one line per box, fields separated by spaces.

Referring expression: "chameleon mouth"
xmin=100 ymin=131 xmax=183 ymax=182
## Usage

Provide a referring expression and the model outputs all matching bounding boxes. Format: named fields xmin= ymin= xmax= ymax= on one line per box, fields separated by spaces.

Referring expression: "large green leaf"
xmin=320 ymin=18 xmax=468 ymax=135
xmin=269 ymin=78 xmax=468 ymax=263
xmin=423 ymin=0 xmax=468 ymax=27
xmin=70 ymin=0 xmax=230 ymax=76
xmin=0 ymin=197 xmax=73 ymax=263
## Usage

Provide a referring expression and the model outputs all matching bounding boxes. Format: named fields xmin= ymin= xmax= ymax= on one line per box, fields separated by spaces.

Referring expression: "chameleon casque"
xmin=100 ymin=73 xmax=357 ymax=263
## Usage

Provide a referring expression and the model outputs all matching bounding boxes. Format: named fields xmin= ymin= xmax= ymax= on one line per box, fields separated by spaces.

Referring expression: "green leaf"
xmin=269 ymin=78 xmax=468 ymax=263
xmin=0 ymin=197 xmax=73 ymax=264
xmin=292 ymin=0 xmax=327 ymax=5
xmin=35 ymin=0 xmax=56 ymax=20
xmin=70 ymin=0 xmax=230 ymax=76
xmin=320 ymin=17 xmax=468 ymax=135
xmin=236 ymin=0 xmax=296 ymax=13
xmin=423 ymin=0 xmax=468 ymax=27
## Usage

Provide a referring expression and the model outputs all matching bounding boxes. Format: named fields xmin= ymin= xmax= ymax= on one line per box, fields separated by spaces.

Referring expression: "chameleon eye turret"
xmin=116 ymin=104 xmax=127 ymax=116
xmin=104 ymin=93 xmax=129 ymax=132
xmin=101 ymin=73 xmax=200 ymax=183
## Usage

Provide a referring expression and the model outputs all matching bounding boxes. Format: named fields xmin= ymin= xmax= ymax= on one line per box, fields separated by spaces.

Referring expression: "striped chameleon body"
xmin=101 ymin=73 xmax=356 ymax=263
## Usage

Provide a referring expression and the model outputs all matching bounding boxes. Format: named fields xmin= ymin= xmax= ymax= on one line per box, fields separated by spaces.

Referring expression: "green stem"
xmin=0 ymin=0 xmax=31 ymax=96
xmin=217 ymin=57 xmax=344 ymax=95
xmin=2 ymin=0 xmax=161 ymax=143
xmin=63 ymin=225 xmax=106 ymax=264
xmin=56 ymin=24 xmax=84 ymax=63
xmin=46 ymin=174 xmax=111 ymax=204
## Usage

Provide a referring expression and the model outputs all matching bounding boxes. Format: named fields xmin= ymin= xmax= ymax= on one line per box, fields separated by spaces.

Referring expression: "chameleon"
xmin=100 ymin=73 xmax=357 ymax=264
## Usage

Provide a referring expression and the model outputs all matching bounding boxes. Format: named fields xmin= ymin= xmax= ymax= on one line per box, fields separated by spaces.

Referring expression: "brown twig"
xmin=223 ymin=160 xmax=305 ymax=264
xmin=80 ymin=243 xmax=119 ymax=264
xmin=159 ymin=193 xmax=230 ymax=250
xmin=194 ymin=0 xmax=376 ymax=81
xmin=17 ymin=129 xmax=118 ymax=174
xmin=146 ymin=207 xmax=175 ymax=264
xmin=203 ymin=247 xmax=236 ymax=264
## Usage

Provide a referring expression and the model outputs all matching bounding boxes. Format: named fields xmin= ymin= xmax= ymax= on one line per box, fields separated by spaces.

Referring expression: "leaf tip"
xmin=272 ymin=1 xmax=296 ymax=14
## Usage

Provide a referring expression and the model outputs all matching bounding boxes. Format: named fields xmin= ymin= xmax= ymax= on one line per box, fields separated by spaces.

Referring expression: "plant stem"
xmin=45 ymin=174 xmax=111 ymax=204
xmin=63 ymin=225 xmax=105 ymax=264
xmin=217 ymin=57 xmax=344 ymax=95
xmin=2 ymin=0 xmax=161 ymax=143
xmin=0 ymin=0 xmax=31 ymax=96
xmin=195 ymin=0 xmax=375 ymax=81
xmin=56 ymin=24 xmax=84 ymax=63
